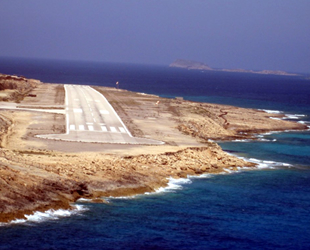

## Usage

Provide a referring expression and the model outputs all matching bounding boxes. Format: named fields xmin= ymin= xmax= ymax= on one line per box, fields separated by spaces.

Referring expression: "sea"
xmin=0 ymin=57 xmax=310 ymax=250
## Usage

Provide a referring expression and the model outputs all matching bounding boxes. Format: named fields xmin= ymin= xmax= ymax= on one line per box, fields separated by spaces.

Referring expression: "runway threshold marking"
xmin=74 ymin=108 xmax=83 ymax=113
xmin=79 ymin=125 xmax=85 ymax=131
xmin=101 ymin=126 xmax=107 ymax=132
xmin=100 ymin=110 xmax=109 ymax=115
xmin=110 ymin=127 xmax=117 ymax=132
xmin=69 ymin=125 xmax=76 ymax=130
xmin=119 ymin=127 xmax=126 ymax=133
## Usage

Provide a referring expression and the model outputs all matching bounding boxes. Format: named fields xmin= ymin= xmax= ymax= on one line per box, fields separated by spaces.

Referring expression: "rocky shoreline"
xmin=0 ymin=145 xmax=255 ymax=223
xmin=0 ymin=75 xmax=307 ymax=223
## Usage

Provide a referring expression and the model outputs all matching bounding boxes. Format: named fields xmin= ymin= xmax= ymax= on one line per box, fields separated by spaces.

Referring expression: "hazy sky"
xmin=1 ymin=1 xmax=309 ymax=73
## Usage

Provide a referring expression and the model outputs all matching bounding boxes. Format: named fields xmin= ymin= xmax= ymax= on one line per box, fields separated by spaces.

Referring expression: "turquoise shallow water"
xmin=220 ymin=131 xmax=310 ymax=167
xmin=0 ymin=58 xmax=309 ymax=249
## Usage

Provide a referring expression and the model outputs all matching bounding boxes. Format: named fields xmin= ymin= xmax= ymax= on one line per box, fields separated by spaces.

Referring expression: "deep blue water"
xmin=0 ymin=58 xmax=310 ymax=249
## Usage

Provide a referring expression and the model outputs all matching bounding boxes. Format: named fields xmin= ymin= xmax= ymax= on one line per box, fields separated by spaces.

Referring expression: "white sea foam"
xmin=108 ymin=195 xmax=138 ymax=200
xmin=232 ymin=139 xmax=252 ymax=142
xmin=155 ymin=177 xmax=192 ymax=193
xmin=77 ymin=198 xmax=110 ymax=203
xmin=189 ymin=173 xmax=214 ymax=179
xmin=258 ymin=130 xmax=283 ymax=136
xmin=224 ymin=152 xmax=293 ymax=171
xmin=106 ymin=177 xmax=193 ymax=199
xmin=283 ymin=114 xmax=306 ymax=120
xmin=77 ymin=198 xmax=93 ymax=202
xmin=260 ymin=109 xmax=282 ymax=114
xmin=261 ymin=110 xmax=308 ymax=125
xmin=1 ymin=205 xmax=87 ymax=226
xmin=247 ymin=158 xmax=292 ymax=169
xmin=257 ymin=138 xmax=277 ymax=142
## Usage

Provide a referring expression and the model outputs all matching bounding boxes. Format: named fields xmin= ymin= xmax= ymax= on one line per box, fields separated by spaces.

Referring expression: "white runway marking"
xmin=86 ymin=122 xmax=93 ymax=125
xmin=100 ymin=110 xmax=109 ymax=115
xmin=119 ymin=127 xmax=126 ymax=133
xmin=79 ymin=125 xmax=85 ymax=131
xmin=69 ymin=125 xmax=76 ymax=130
xmin=110 ymin=127 xmax=117 ymax=132
xmin=74 ymin=108 xmax=83 ymax=113
xmin=88 ymin=125 xmax=94 ymax=131
xmin=101 ymin=126 xmax=107 ymax=132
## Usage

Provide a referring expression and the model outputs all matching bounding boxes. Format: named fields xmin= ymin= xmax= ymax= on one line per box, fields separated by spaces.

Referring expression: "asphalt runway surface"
xmin=37 ymin=85 xmax=163 ymax=145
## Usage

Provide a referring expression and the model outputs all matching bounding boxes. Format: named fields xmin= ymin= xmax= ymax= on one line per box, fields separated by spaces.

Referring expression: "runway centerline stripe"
xmin=119 ymin=127 xmax=126 ymax=133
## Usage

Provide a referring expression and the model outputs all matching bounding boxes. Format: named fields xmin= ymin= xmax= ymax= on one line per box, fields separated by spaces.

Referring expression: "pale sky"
xmin=0 ymin=0 xmax=309 ymax=73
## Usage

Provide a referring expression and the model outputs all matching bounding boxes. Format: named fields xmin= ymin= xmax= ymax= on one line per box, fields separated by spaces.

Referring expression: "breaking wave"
xmin=0 ymin=205 xmax=88 ymax=227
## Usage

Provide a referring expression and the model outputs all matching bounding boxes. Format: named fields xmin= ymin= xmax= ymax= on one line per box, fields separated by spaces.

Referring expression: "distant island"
xmin=169 ymin=59 xmax=298 ymax=76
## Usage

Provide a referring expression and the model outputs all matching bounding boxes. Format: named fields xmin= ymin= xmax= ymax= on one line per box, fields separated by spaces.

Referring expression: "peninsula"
xmin=0 ymin=73 xmax=307 ymax=223
xmin=170 ymin=59 xmax=298 ymax=76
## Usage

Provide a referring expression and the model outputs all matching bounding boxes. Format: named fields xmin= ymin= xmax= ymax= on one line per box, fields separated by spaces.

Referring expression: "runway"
xmin=37 ymin=85 xmax=163 ymax=145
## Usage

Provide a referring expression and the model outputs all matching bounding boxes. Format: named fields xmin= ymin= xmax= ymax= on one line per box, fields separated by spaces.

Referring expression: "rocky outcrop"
xmin=0 ymin=161 xmax=89 ymax=222
xmin=173 ymin=102 xmax=308 ymax=141
xmin=0 ymin=73 xmax=41 ymax=101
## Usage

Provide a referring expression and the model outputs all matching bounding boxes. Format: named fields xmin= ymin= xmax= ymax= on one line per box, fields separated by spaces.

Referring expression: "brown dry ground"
xmin=0 ymin=80 xmax=307 ymax=223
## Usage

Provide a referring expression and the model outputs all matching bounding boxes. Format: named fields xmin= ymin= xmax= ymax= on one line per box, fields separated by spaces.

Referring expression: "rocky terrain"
xmin=0 ymin=73 xmax=41 ymax=102
xmin=0 ymin=75 xmax=307 ymax=223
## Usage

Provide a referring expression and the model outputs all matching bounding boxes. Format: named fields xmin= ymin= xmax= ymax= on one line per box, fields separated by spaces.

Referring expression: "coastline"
xmin=0 ymin=75 xmax=308 ymax=223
